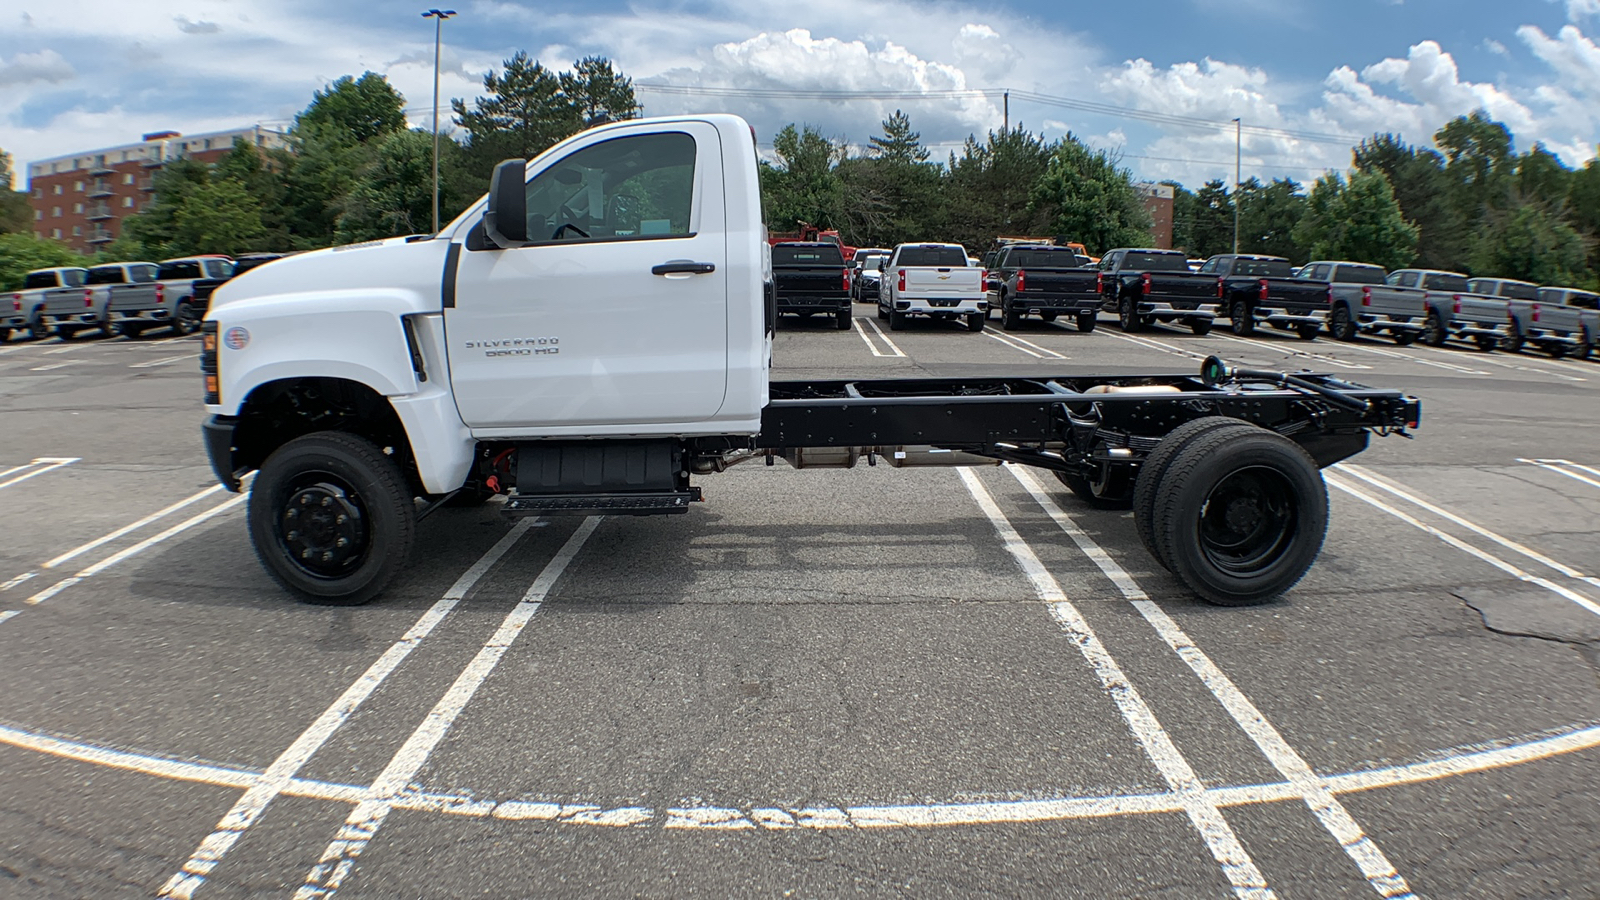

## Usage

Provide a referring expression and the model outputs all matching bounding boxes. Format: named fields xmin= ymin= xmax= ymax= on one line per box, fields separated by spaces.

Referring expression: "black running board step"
xmin=501 ymin=488 xmax=702 ymax=518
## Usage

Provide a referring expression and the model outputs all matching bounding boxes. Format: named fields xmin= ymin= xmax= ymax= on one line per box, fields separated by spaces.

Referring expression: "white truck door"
xmin=447 ymin=122 xmax=728 ymax=431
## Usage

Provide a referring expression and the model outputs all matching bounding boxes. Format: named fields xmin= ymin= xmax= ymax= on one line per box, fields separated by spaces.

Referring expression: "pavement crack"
xmin=1455 ymin=592 xmax=1600 ymax=649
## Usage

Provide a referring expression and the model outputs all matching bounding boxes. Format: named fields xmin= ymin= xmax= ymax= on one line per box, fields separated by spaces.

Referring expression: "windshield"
xmin=1009 ymin=249 xmax=1083 ymax=267
xmin=895 ymin=246 xmax=968 ymax=267
xmin=1333 ymin=265 xmax=1385 ymax=285
xmin=158 ymin=260 xmax=204 ymax=280
xmin=1124 ymin=252 xmax=1190 ymax=271
xmin=1489 ymin=281 xmax=1539 ymax=301
xmin=855 ymin=252 xmax=886 ymax=268
xmin=1543 ymin=288 xmax=1599 ymax=309
xmin=1232 ymin=258 xmax=1294 ymax=277
xmin=772 ymin=245 xmax=844 ymax=266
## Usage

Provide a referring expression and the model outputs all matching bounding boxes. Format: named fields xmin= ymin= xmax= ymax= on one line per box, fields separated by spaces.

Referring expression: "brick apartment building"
xmin=25 ymin=125 xmax=289 ymax=254
xmin=1136 ymin=182 xmax=1176 ymax=251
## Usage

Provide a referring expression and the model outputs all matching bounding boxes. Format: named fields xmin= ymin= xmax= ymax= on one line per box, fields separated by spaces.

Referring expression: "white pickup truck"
xmin=874 ymin=242 xmax=987 ymax=331
xmin=199 ymin=114 xmax=1418 ymax=608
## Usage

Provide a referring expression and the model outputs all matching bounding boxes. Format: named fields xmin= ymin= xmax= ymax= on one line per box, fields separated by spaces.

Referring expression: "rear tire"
xmin=1574 ymin=329 xmax=1593 ymax=361
xmin=1002 ymin=302 xmax=1022 ymax=330
xmin=835 ymin=309 xmax=851 ymax=330
xmin=1133 ymin=418 xmax=1257 ymax=570
xmin=889 ymin=309 xmax=907 ymax=331
xmin=966 ymin=312 xmax=984 ymax=332
xmin=1055 ymin=465 xmax=1134 ymax=510
xmin=248 ymin=431 xmax=416 ymax=606
xmin=1502 ymin=323 xmax=1524 ymax=354
xmin=1230 ymin=299 xmax=1255 ymax=336
xmin=1151 ymin=426 xmax=1327 ymax=606
xmin=1330 ymin=304 xmax=1358 ymax=342
xmin=1077 ymin=312 xmax=1097 ymax=333
xmin=1189 ymin=319 xmax=1212 ymax=336
xmin=1118 ymin=296 xmax=1144 ymax=332
xmin=24 ymin=320 xmax=47 ymax=342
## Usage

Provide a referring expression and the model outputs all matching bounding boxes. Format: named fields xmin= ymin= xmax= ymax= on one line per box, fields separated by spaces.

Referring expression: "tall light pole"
xmin=1232 ymin=117 xmax=1241 ymax=255
xmin=423 ymin=8 xmax=456 ymax=234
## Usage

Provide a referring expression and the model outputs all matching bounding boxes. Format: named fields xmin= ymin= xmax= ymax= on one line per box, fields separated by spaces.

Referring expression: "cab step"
xmin=501 ymin=488 xmax=702 ymax=518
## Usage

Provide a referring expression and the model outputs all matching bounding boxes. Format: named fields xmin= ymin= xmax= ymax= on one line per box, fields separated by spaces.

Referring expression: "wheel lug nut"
xmin=300 ymin=495 xmax=310 ymax=505
xmin=300 ymin=549 xmax=312 ymax=559
xmin=335 ymin=537 xmax=348 ymax=548
xmin=321 ymin=497 xmax=332 ymax=507
xmin=335 ymin=514 xmax=346 ymax=525
xmin=322 ymin=551 xmax=333 ymax=561
xmin=286 ymin=508 xmax=299 ymax=519
xmin=286 ymin=530 xmax=299 ymax=541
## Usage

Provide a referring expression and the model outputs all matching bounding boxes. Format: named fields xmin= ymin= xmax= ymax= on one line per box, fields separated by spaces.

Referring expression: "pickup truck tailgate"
xmin=1261 ymin=278 xmax=1329 ymax=311
xmin=40 ymin=288 xmax=90 ymax=315
xmin=903 ymin=267 xmax=982 ymax=295
xmin=773 ymin=266 xmax=847 ymax=295
xmin=1149 ymin=272 xmax=1219 ymax=301
xmin=1018 ymin=267 xmax=1098 ymax=296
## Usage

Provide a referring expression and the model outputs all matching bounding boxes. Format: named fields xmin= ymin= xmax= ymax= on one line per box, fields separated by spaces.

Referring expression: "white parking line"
xmin=958 ymin=469 xmax=1275 ymax=899
xmin=1521 ymin=458 xmax=1600 ymax=493
xmin=44 ymin=344 xmax=80 ymax=355
xmin=1203 ymin=333 xmax=1372 ymax=370
xmin=29 ymin=362 xmax=72 ymax=371
xmin=1008 ymin=467 xmax=1415 ymax=898
xmin=1093 ymin=329 xmax=1214 ymax=362
xmin=982 ymin=327 xmax=1066 ymax=359
xmin=850 ymin=317 xmax=904 ymax=357
xmin=131 ymin=353 xmax=200 ymax=369
xmin=1326 ymin=340 xmax=1490 ymax=375
xmin=1337 ymin=463 xmax=1600 ymax=594
xmin=26 ymin=495 xmax=247 ymax=605
xmin=1326 ymin=474 xmax=1600 ymax=619
xmin=861 ymin=316 xmax=907 ymax=357
xmin=1453 ymin=351 xmax=1587 ymax=383
xmin=0 ymin=573 xmax=36 ymax=591
xmin=0 ymin=611 xmax=18 ymax=627
xmin=157 ymin=519 xmax=540 ymax=900
xmin=291 ymin=517 xmax=602 ymax=900
xmin=0 ymin=457 xmax=79 ymax=490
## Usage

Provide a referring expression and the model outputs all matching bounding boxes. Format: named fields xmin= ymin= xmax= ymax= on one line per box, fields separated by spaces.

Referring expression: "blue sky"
xmin=4 ymin=0 xmax=1599 ymax=190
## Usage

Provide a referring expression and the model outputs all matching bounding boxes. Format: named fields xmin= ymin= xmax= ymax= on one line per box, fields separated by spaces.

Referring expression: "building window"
xmin=32 ymin=188 xmax=41 ymax=199
xmin=123 ymin=173 xmax=134 ymax=184
xmin=53 ymin=184 xmax=62 ymax=194
xmin=34 ymin=210 xmax=42 ymax=220
xmin=72 ymin=226 xmax=82 ymax=236
xmin=73 ymin=203 xmax=83 ymax=213
xmin=74 ymin=180 xmax=83 ymax=192
xmin=122 ymin=196 xmax=135 ymax=208
xmin=52 ymin=206 xmax=61 ymax=217
xmin=51 ymin=229 xmax=61 ymax=239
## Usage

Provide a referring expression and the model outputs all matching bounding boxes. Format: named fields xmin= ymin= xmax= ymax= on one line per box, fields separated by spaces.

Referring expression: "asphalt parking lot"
xmin=1 ymin=313 xmax=1598 ymax=899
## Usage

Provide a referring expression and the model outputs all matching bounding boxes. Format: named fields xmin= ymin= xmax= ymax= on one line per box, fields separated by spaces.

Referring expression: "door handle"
xmin=652 ymin=260 xmax=716 ymax=276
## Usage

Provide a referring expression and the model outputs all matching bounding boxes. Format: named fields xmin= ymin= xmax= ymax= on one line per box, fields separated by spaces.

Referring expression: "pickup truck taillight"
xmin=1217 ymin=278 xmax=1226 ymax=299
xmin=10 ymin=294 xmax=19 ymax=311
xmin=84 ymin=289 xmax=94 ymax=308
xmin=1361 ymin=286 xmax=1371 ymax=307
xmin=1532 ymin=303 xmax=1541 ymax=323
xmin=1141 ymin=272 xmax=1152 ymax=295
xmin=1017 ymin=269 xmax=1027 ymax=291
xmin=1096 ymin=272 xmax=1103 ymax=293
xmin=841 ymin=268 xmax=851 ymax=292
xmin=898 ymin=269 xmax=906 ymax=292
xmin=1452 ymin=294 xmax=1461 ymax=315
xmin=156 ymin=283 xmax=165 ymax=302
xmin=1258 ymin=278 xmax=1270 ymax=301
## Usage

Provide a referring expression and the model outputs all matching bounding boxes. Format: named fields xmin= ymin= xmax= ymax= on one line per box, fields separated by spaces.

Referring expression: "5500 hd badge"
xmin=464 ymin=338 xmax=560 ymax=357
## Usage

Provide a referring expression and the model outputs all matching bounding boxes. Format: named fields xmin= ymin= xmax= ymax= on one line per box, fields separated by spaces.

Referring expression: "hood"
xmin=210 ymin=235 xmax=447 ymax=310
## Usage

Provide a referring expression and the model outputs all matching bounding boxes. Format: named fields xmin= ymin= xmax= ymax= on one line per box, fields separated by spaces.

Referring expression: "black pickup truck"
xmin=1202 ymin=254 xmax=1329 ymax=340
xmin=771 ymin=242 xmax=852 ymax=329
xmin=987 ymin=244 xmax=1100 ymax=332
xmin=1098 ymin=248 xmax=1220 ymax=334
xmin=191 ymin=253 xmax=290 ymax=312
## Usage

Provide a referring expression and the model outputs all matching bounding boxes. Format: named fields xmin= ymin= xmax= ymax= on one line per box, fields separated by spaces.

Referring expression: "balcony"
xmin=89 ymin=159 xmax=115 ymax=176
xmin=138 ymin=177 xmax=157 ymax=191
xmin=86 ymin=204 xmax=113 ymax=221
xmin=141 ymin=155 xmax=165 ymax=168
xmin=86 ymin=181 xmax=113 ymax=198
xmin=87 ymin=229 xmax=114 ymax=244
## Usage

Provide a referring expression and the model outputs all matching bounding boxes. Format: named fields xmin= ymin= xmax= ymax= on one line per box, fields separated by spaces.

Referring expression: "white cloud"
xmin=0 ymin=49 xmax=75 ymax=87
xmin=1519 ymin=25 xmax=1600 ymax=100
xmin=1484 ymin=38 xmax=1509 ymax=56
xmin=174 ymin=16 xmax=221 ymax=35
xmin=1567 ymin=0 xmax=1600 ymax=20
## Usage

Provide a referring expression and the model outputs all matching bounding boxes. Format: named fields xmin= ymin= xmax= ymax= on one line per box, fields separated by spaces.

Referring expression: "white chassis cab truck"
xmin=200 ymin=115 xmax=1419 ymax=607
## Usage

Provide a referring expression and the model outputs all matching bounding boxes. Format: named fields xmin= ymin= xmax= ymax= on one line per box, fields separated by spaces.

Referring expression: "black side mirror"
xmin=484 ymin=158 xmax=528 ymax=247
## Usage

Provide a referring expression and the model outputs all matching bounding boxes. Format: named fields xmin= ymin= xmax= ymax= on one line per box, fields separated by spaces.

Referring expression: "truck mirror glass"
xmin=484 ymin=158 xmax=528 ymax=247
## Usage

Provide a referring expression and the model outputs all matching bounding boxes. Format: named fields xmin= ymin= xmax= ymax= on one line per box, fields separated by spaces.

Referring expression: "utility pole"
xmin=1003 ymin=91 xmax=1009 ymax=132
xmin=1232 ymin=117 xmax=1241 ymax=255
xmin=423 ymin=8 xmax=457 ymax=234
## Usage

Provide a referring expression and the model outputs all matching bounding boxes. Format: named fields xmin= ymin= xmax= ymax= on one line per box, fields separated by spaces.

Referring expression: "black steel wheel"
xmin=172 ymin=300 xmax=202 ymax=336
xmin=1132 ymin=417 xmax=1257 ymax=570
xmin=1118 ymin=296 xmax=1144 ymax=332
xmin=1330 ymin=304 xmax=1358 ymax=342
xmin=1077 ymin=312 xmax=1097 ymax=333
xmin=249 ymin=431 xmax=415 ymax=605
xmin=1230 ymin=299 xmax=1255 ymax=336
xmin=1055 ymin=464 xmax=1134 ymax=510
xmin=1002 ymin=301 xmax=1022 ymax=330
xmin=1422 ymin=310 xmax=1447 ymax=347
xmin=1151 ymin=426 xmax=1327 ymax=606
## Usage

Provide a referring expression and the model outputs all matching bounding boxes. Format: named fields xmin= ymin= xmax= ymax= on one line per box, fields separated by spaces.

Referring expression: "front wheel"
xmin=1502 ymin=323 xmax=1524 ymax=354
xmin=1077 ymin=312 xmax=1097 ymax=333
xmin=1150 ymin=425 xmax=1327 ymax=606
xmin=1330 ymin=304 xmax=1358 ymax=342
xmin=248 ymin=431 xmax=416 ymax=605
xmin=172 ymin=300 xmax=202 ymax=336
xmin=1574 ymin=329 xmax=1593 ymax=361
xmin=24 ymin=320 xmax=47 ymax=342
xmin=1055 ymin=465 xmax=1133 ymax=510
xmin=966 ymin=312 xmax=985 ymax=332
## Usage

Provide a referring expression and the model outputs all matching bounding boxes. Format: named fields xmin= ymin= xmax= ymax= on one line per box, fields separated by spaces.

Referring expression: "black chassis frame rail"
xmin=755 ymin=368 xmax=1419 ymax=474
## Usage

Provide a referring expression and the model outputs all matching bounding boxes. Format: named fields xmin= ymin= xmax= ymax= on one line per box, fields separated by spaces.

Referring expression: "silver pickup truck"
xmin=105 ymin=256 xmax=233 ymax=338
xmin=1469 ymin=277 xmax=1590 ymax=358
xmin=7 ymin=267 xmax=89 ymax=341
xmin=1391 ymin=269 xmax=1513 ymax=350
xmin=1299 ymin=261 xmax=1426 ymax=345
xmin=41 ymin=262 xmax=157 ymax=339
xmin=1530 ymin=286 xmax=1598 ymax=360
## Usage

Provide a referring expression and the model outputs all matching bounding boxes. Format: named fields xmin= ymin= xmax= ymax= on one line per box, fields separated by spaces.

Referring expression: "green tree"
xmin=1352 ymin=134 xmax=1459 ymax=269
xmin=1468 ymin=204 xmax=1588 ymax=286
xmin=0 ymin=148 xmax=31 ymax=234
xmin=1166 ymin=181 xmax=1195 ymax=254
xmin=869 ymin=110 xmax=931 ymax=164
xmin=295 ymin=72 xmax=408 ymax=145
xmin=837 ymin=110 xmax=942 ymax=246
xmin=559 ymin=56 xmax=638 ymax=123
xmin=1235 ymin=177 xmax=1307 ymax=262
xmin=761 ymin=124 xmax=846 ymax=234
xmin=940 ymin=126 xmax=1053 ymax=252
xmin=335 ymin=129 xmax=461 ymax=242
xmin=0 ymin=232 xmax=83 ymax=290
xmin=453 ymin=52 xmax=580 ymax=180
xmin=120 ymin=157 xmax=213 ymax=256
xmin=171 ymin=178 xmax=267 ymax=256
xmin=1293 ymin=169 xmax=1418 ymax=270
xmin=1186 ymin=179 xmax=1235 ymax=259
xmin=1566 ymin=160 xmax=1600 ymax=276
xmin=1028 ymin=137 xmax=1151 ymax=255
xmin=1516 ymin=143 xmax=1572 ymax=207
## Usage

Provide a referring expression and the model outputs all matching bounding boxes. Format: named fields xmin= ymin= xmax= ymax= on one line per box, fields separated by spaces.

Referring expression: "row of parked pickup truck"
xmin=766 ymin=238 xmax=1600 ymax=358
xmin=1 ymin=254 xmax=285 ymax=343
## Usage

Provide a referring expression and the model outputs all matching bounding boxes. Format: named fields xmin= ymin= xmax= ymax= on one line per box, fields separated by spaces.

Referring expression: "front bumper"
xmin=202 ymin=415 xmax=243 ymax=492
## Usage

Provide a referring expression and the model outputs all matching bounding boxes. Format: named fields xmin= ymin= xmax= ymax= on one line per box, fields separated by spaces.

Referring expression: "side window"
xmin=1198 ymin=258 xmax=1218 ymax=275
xmin=1391 ymin=271 xmax=1417 ymax=288
xmin=523 ymin=132 xmax=695 ymax=243
xmin=1305 ymin=264 xmax=1329 ymax=280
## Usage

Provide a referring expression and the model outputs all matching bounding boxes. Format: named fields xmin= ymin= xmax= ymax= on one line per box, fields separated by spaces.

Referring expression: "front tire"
xmin=1151 ymin=426 xmax=1327 ymax=606
xmin=249 ymin=431 xmax=416 ymax=605
xmin=172 ymin=300 xmax=202 ymax=336
xmin=1055 ymin=465 xmax=1133 ymax=510
xmin=24 ymin=320 xmax=47 ymax=342
xmin=1502 ymin=323 xmax=1524 ymax=354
